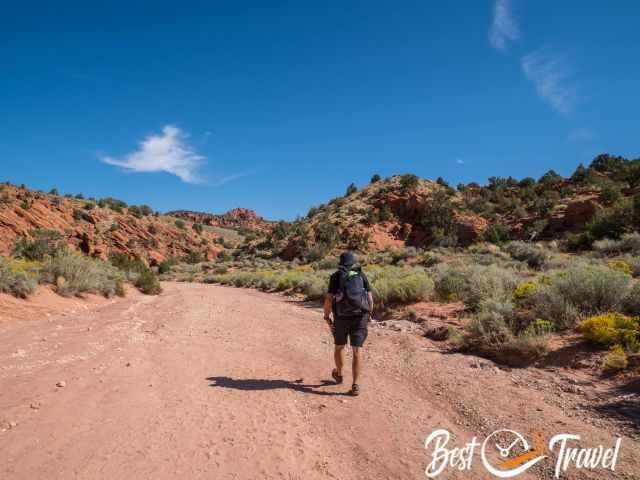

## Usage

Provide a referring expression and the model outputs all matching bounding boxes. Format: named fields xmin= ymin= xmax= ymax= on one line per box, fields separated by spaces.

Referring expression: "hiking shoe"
xmin=350 ymin=384 xmax=360 ymax=396
xmin=331 ymin=369 xmax=343 ymax=384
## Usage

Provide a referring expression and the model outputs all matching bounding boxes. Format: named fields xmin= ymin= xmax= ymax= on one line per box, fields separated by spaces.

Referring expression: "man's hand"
xmin=324 ymin=315 xmax=334 ymax=333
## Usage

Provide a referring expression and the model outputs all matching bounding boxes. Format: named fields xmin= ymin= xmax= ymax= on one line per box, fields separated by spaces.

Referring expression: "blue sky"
xmin=1 ymin=1 xmax=639 ymax=220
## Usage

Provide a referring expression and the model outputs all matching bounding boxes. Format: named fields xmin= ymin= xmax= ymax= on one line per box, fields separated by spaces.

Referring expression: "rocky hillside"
xmin=248 ymin=153 xmax=640 ymax=261
xmin=0 ymin=184 xmax=226 ymax=265
xmin=166 ymin=208 xmax=272 ymax=233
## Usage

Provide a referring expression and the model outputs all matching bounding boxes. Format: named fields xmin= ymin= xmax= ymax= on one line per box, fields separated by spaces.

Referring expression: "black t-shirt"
xmin=328 ymin=269 xmax=371 ymax=295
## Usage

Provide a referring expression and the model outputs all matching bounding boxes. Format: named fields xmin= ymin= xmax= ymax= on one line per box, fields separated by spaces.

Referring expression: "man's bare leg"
xmin=352 ymin=347 xmax=362 ymax=385
xmin=334 ymin=345 xmax=346 ymax=376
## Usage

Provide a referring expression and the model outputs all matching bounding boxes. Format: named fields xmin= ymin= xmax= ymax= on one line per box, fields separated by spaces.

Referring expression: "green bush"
xmin=175 ymin=219 xmax=186 ymax=230
xmin=483 ymin=223 xmax=510 ymax=244
xmin=109 ymin=252 xmax=146 ymax=275
xmin=594 ymin=233 xmax=640 ymax=256
xmin=370 ymin=268 xmax=433 ymax=307
xmin=158 ymin=257 xmax=180 ymax=274
xmin=135 ymin=269 xmax=162 ymax=295
xmin=399 ymin=174 xmax=420 ymax=192
xmin=504 ymin=241 xmax=549 ymax=269
xmin=433 ymin=264 xmax=467 ymax=301
xmin=533 ymin=265 xmax=632 ymax=329
xmin=462 ymin=265 xmax=519 ymax=312
xmin=12 ymin=229 xmax=65 ymax=261
xmin=183 ymin=251 xmax=205 ymax=264
xmin=0 ymin=258 xmax=37 ymax=298
xmin=42 ymin=249 xmax=125 ymax=298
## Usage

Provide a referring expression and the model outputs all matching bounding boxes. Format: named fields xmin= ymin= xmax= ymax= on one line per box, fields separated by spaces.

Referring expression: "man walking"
xmin=323 ymin=251 xmax=373 ymax=396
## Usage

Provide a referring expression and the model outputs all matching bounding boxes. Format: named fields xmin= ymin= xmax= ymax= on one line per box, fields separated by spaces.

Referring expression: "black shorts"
xmin=333 ymin=314 xmax=368 ymax=347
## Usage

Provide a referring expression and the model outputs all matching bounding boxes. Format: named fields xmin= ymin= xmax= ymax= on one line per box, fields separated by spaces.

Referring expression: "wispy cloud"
xmin=456 ymin=158 xmax=464 ymax=165
xmin=521 ymin=48 xmax=577 ymax=115
xmin=212 ymin=171 xmax=256 ymax=186
xmin=489 ymin=0 xmax=520 ymax=51
xmin=568 ymin=128 xmax=594 ymax=143
xmin=101 ymin=125 xmax=205 ymax=183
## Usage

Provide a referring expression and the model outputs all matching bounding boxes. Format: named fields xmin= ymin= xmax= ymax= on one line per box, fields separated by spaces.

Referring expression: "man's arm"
xmin=323 ymin=294 xmax=334 ymax=330
xmin=367 ymin=291 xmax=374 ymax=319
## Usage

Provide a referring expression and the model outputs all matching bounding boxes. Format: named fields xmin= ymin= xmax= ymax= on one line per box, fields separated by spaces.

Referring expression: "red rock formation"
xmin=167 ymin=208 xmax=271 ymax=232
xmin=0 ymin=185 xmax=223 ymax=264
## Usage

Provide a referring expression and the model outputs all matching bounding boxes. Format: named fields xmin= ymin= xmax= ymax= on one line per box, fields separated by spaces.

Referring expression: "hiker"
xmin=323 ymin=251 xmax=374 ymax=396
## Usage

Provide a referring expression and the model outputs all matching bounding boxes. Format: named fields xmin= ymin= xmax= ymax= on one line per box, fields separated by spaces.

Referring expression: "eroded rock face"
xmin=452 ymin=212 xmax=489 ymax=246
xmin=0 ymin=185 xmax=222 ymax=264
xmin=167 ymin=208 xmax=271 ymax=232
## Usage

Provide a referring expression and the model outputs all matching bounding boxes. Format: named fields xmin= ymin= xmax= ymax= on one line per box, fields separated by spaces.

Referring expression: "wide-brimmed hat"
xmin=339 ymin=251 xmax=357 ymax=267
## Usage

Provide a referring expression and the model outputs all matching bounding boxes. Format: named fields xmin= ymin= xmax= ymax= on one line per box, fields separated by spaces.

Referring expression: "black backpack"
xmin=334 ymin=265 xmax=371 ymax=317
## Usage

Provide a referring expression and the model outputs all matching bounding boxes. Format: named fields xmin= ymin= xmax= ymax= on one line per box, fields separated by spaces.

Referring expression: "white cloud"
xmin=456 ymin=158 xmax=464 ymax=165
xmin=521 ymin=48 xmax=577 ymax=115
xmin=101 ymin=125 xmax=205 ymax=183
xmin=212 ymin=171 xmax=255 ymax=186
xmin=489 ymin=0 xmax=520 ymax=51
xmin=568 ymin=128 xmax=593 ymax=143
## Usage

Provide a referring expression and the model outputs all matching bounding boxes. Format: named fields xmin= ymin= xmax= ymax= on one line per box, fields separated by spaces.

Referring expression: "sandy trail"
xmin=0 ymin=283 xmax=637 ymax=479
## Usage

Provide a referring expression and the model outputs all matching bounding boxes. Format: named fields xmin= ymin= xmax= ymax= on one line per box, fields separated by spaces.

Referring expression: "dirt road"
xmin=0 ymin=283 xmax=637 ymax=479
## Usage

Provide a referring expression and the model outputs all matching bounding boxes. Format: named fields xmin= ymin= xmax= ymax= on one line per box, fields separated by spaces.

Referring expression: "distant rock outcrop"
xmin=166 ymin=208 xmax=271 ymax=232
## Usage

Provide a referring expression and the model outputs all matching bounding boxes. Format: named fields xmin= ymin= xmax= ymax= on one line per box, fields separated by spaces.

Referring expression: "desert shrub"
xmin=370 ymin=268 xmax=433 ymax=307
xmin=42 ymin=249 xmax=125 ymax=297
xmin=504 ymin=241 xmax=549 ymax=269
xmin=370 ymin=174 xmax=381 ymax=183
xmin=175 ymin=219 xmax=186 ymax=230
xmin=467 ymin=310 xmax=513 ymax=345
xmin=345 ymin=183 xmax=357 ymax=196
xmin=433 ymin=264 xmax=467 ymax=301
xmin=399 ymin=174 xmax=420 ymax=192
xmin=623 ymin=256 xmax=640 ymax=277
xmin=316 ymin=256 xmax=338 ymax=270
xmin=580 ymin=313 xmax=640 ymax=351
xmin=183 ymin=251 xmax=205 ymax=264
xmin=158 ymin=257 xmax=179 ymax=274
xmin=0 ymin=258 xmax=37 ymax=298
xmin=532 ymin=265 xmax=632 ymax=329
xmin=420 ymin=251 xmax=441 ymax=267
xmin=217 ymin=251 xmax=232 ymax=262
xmin=465 ymin=310 xmax=550 ymax=365
xmin=513 ymin=281 xmax=538 ymax=303
xmin=586 ymin=198 xmax=633 ymax=241
xmin=594 ymin=233 xmax=640 ymax=256
xmin=521 ymin=318 xmax=554 ymax=337
xmin=608 ymin=259 xmax=631 ymax=276
xmin=483 ymin=223 xmax=510 ymax=244
xmin=390 ymin=246 xmax=420 ymax=264
xmin=12 ymin=229 xmax=65 ymax=261
xmin=99 ymin=197 xmax=127 ymax=212
xmin=135 ymin=269 xmax=162 ymax=295
xmin=463 ymin=265 xmax=519 ymax=312
xmin=604 ymin=345 xmax=628 ymax=372
xmin=378 ymin=206 xmax=393 ymax=222
xmin=109 ymin=252 xmax=146 ymax=275
xmin=192 ymin=223 xmax=204 ymax=234
xmin=600 ymin=183 xmax=622 ymax=205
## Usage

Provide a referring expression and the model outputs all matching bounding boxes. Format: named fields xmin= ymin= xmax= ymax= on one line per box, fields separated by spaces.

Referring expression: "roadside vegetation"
xmin=1 ymin=229 xmax=162 ymax=298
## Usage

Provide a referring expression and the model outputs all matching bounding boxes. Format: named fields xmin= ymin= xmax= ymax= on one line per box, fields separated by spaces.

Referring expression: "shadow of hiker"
xmin=590 ymin=377 xmax=640 ymax=433
xmin=206 ymin=376 xmax=349 ymax=397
